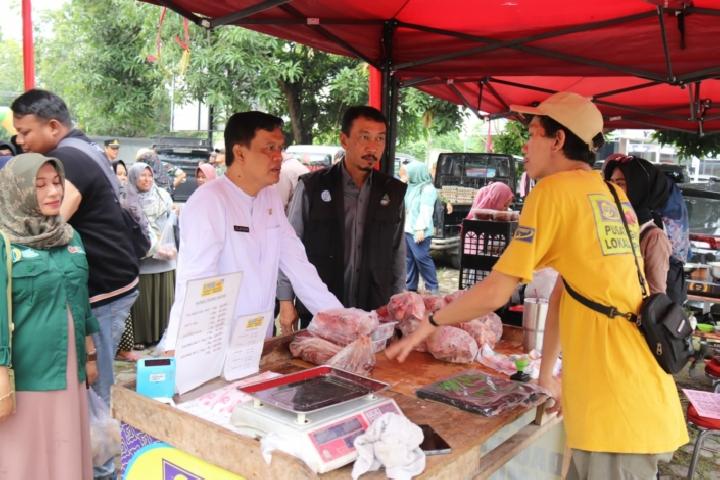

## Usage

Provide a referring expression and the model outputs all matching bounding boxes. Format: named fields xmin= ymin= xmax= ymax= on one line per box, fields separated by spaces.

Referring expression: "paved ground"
xmin=114 ymin=261 xmax=720 ymax=478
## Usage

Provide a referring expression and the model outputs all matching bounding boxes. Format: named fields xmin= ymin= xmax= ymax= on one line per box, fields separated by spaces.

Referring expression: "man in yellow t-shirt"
xmin=386 ymin=92 xmax=688 ymax=479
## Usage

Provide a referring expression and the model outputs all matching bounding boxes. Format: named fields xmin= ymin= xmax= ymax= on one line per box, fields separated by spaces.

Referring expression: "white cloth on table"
xmin=159 ymin=176 xmax=342 ymax=351
xmin=351 ymin=412 xmax=425 ymax=480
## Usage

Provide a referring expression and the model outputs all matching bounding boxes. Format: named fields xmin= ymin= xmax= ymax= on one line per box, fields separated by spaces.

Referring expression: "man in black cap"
xmin=104 ymin=138 xmax=120 ymax=163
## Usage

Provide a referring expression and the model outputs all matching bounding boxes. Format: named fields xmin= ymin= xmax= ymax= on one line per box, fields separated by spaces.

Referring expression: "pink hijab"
xmin=466 ymin=182 xmax=514 ymax=219
xmin=196 ymin=163 xmax=217 ymax=185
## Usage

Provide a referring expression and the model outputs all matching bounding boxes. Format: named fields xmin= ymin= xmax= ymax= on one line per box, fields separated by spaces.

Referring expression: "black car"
xmin=155 ymin=146 xmax=212 ymax=202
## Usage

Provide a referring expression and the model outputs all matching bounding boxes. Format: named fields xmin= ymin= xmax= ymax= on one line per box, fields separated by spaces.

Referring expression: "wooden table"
xmin=112 ymin=326 xmax=566 ymax=479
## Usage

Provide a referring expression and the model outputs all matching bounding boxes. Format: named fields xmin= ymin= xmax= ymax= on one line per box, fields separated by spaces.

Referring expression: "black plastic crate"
xmin=459 ymin=219 xmax=517 ymax=290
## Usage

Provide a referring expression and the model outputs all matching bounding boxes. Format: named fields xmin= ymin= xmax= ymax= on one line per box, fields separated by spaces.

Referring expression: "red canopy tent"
xmin=145 ymin=0 xmax=720 ymax=168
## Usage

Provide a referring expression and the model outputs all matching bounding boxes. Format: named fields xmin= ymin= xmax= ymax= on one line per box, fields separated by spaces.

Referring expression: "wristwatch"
xmin=87 ymin=350 xmax=97 ymax=362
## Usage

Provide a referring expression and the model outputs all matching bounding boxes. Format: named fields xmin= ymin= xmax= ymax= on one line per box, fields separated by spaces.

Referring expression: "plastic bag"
xmin=328 ymin=336 xmax=376 ymax=376
xmin=88 ymin=388 xmax=121 ymax=467
xmin=422 ymin=294 xmax=447 ymax=313
xmin=307 ymin=308 xmax=379 ymax=346
xmin=416 ymin=371 xmax=548 ymax=417
xmin=289 ymin=331 xmax=343 ymax=365
xmin=426 ymin=326 xmax=478 ymax=364
xmin=152 ymin=212 xmax=178 ymax=260
xmin=525 ymin=268 xmax=559 ymax=300
xmin=458 ymin=312 xmax=503 ymax=349
xmin=386 ymin=292 xmax=425 ymax=323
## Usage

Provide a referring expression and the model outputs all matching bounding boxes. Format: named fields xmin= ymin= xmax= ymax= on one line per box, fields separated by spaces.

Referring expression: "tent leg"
xmin=380 ymin=21 xmax=397 ymax=176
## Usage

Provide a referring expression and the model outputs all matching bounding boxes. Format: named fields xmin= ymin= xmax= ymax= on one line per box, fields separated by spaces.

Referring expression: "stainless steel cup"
xmin=522 ymin=298 xmax=549 ymax=353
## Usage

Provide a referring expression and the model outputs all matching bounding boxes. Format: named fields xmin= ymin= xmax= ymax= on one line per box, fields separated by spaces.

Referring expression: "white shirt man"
xmin=160 ymin=112 xmax=341 ymax=351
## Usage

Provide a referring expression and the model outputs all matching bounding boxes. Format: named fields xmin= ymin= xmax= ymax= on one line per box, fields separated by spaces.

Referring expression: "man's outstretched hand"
xmin=384 ymin=320 xmax=435 ymax=363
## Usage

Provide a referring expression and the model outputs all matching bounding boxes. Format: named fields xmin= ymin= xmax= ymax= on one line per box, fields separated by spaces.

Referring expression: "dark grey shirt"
xmin=277 ymin=163 xmax=406 ymax=306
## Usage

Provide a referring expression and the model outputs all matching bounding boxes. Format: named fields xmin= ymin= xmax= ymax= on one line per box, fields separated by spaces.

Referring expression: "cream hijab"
xmin=0 ymin=153 xmax=74 ymax=249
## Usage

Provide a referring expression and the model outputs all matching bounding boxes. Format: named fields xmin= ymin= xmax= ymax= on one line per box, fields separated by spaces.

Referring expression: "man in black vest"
xmin=277 ymin=106 xmax=407 ymax=333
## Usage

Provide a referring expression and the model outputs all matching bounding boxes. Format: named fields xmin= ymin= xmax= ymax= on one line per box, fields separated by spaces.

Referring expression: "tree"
xmin=652 ymin=130 xmax=720 ymax=160
xmin=180 ymin=28 xmax=463 ymax=146
xmin=493 ymin=120 xmax=528 ymax=156
xmin=37 ymin=0 xmax=172 ymax=136
xmin=35 ymin=0 xmax=463 ymax=144
xmin=0 ymin=35 xmax=24 ymax=105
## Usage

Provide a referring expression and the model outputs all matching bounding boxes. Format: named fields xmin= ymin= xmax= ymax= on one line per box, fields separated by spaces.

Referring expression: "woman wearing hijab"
xmin=111 ymin=160 xmax=141 ymax=360
xmin=128 ymin=162 xmax=177 ymax=346
xmin=466 ymin=182 xmax=514 ymax=219
xmin=0 ymin=153 xmax=99 ymax=479
xmin=404 ymin=161 xmax=439 ymax=293
xmin=604 ymin=155 xmax=673 ymax=294
xmin=196 ymin=162 xmax=217 ymax=188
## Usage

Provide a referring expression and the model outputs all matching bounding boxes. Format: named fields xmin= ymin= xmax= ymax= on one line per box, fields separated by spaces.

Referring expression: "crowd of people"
xmin=0 ymin=87 xmax=692 ymax=479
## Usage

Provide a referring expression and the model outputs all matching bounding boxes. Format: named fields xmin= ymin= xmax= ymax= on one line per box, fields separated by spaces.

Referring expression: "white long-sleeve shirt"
xmin=160 ymin=176 xmax=342 ymax=351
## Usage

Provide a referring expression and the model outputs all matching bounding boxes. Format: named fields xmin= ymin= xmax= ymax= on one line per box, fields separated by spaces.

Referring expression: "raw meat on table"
xmin=375 ymin=305 xmax=395 ymax=324
xmin=422 ymin=294 xmax=447 ymax=313
xmin=308 ymin=308 xmax=379 ymax=346
xmin=289 ymin=332 xmax=343 ymax=365
xmin=427 ymin=326 xmax=478 ymax=364
xmin=328 ymin=336 xmax=376 ymax=376
xmin=386 ymin=292 xmax=425 ymax=323
xmin=458 ymin=312 xmax=503 ymax=348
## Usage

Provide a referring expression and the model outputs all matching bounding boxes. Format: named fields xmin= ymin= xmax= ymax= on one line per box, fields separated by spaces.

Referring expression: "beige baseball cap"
xmin=510 ymin=91 xmax=603 ymax=149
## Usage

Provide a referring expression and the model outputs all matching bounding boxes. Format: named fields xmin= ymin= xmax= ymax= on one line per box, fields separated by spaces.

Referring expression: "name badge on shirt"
xmin=234 ymin=225 xmax=250 ymax=233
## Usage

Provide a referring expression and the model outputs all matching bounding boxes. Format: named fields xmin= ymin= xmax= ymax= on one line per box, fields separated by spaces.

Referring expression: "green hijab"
xmin=0 ymin=153 xmax=74 ymax=249
xmin=404 ymin=160 xmax=434 ymax=209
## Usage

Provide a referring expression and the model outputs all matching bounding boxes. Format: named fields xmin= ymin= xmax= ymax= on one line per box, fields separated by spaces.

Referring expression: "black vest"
xmin=299 ymin=163 xmax=406 ymax=311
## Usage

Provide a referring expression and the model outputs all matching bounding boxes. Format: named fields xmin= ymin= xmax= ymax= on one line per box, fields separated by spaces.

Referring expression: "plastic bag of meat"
xmin=328 ymin=336 xmax=376 ymax=376
xmin=422 ymin=294 xmax=447 ymax=313
xmin=386 ymin=292 xmax=425 ymax=323
xmin=289 ymin=332 xmax=343 ymax=365
xmin=458 ymin=312 xmax=503 ymax=349
xmin=375 ymin=305 xmax=395 ymax=324
xmin=308 ymin=308 xmax=379 ymax=346
xmin=444 ymin=290 xmax=467 ymax=305
xmin=427 ymin=326 xmax=478 ymax=364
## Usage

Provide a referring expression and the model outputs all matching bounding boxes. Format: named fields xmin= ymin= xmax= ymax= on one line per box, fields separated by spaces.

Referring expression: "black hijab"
xmin=604 ymin=155 xmax=671 ymax=226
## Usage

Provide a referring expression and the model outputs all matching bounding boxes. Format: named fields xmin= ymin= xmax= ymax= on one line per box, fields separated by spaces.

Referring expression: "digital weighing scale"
xmin=230 ymin=366 xmax=403 ymax=473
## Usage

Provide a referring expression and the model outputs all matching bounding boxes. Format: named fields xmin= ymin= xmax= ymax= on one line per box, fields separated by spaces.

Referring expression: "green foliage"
xmin=32 ymin=0 xmax=462 ymax=144
xmin=652 ymin=130 xmax=720 ymax=160
xmin=37 ymin=0 xmax=171 ymax=136
xmin=493 ymin=120 xmax=528 ymax=156
xmin=0 ymin=37 xmax=23 ymax=104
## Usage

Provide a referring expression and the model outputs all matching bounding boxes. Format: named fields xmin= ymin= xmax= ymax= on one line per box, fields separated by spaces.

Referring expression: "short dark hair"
xmin=341 ymin=106 xmax=387 ymax=136
xmin=224 ymin=111 xmax=283 ymax=167
xmin=11 ymin=89 xmax=72 ymax=128
xmin=536 ymin=115 xmax=604 ymax=166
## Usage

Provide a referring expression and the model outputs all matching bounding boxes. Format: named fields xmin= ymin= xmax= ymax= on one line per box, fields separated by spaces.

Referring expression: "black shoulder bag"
xmin=563 ymin=181 xmax=693 ymax=374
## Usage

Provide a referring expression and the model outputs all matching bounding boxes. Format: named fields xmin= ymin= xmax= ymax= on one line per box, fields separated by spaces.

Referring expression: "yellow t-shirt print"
xmin=588 ymin=193 xmax=640 ymax=256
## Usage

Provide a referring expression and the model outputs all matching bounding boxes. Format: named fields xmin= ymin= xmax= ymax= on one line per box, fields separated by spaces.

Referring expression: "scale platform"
xmin=230 ymin=366 xmax=403 ymax=473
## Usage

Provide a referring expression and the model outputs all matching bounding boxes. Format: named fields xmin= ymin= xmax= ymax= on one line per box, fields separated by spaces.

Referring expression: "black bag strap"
xmin=604 ymin=180 xmax=649 ymax=298
xmin=562 ymin=279 xmax=636 ymax=320
xmin=561 ymin=181 xmax=648 ymax=322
